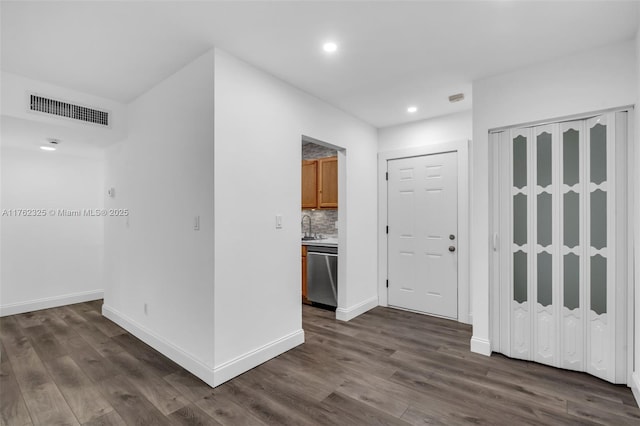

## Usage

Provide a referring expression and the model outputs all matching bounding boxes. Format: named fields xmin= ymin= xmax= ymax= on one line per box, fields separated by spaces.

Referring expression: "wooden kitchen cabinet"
xmin=317 ymin=156 xmax=338 ymax=208
xmin=301 ymin=156 xmax=337 ymax=209
xmin=301 ymin=160 xmax=318 ymax=209
xmin=301 ymin=245 xmax=310 ymax=304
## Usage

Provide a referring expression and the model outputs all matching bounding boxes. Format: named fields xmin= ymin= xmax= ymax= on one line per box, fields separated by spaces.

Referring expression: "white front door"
xmin=387 ymin=152 xmax=458 ymax=319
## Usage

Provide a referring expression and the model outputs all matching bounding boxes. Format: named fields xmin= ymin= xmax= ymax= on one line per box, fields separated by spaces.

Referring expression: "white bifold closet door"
xmin=493 ymin=111 xmax=628 ymax=384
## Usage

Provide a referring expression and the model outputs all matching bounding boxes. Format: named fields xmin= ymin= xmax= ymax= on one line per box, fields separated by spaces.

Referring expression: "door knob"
xmin=449 ymin=234 xmax=455 ymax=240
xmin=449 ymin=246 xmax=456 ymax=252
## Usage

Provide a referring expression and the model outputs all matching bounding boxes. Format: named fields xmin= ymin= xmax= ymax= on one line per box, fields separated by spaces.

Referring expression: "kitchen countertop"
xmin=301 ymin=237 xmax=338 ymax=248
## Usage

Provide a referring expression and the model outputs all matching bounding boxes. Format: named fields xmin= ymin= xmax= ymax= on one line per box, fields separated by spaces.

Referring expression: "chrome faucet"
xmin=301 ymin=214 xmax=313 ymax=238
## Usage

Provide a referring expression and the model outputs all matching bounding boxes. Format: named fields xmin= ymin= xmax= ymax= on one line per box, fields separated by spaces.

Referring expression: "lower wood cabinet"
xmin=301 ymin=245 xmax=310 ymax=304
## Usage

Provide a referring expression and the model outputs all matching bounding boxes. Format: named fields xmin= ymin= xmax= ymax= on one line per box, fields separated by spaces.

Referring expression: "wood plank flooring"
xmin=1 ymin=300 xmax=638 ymax=425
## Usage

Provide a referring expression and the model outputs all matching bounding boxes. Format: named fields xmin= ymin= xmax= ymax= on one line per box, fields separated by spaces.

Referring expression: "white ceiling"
xmin=1 ymin=1 xmax=638 ymax=128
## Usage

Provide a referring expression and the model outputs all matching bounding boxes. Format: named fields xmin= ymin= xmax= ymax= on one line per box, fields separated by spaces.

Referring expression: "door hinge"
xmin=386 ymin=225 xmax=389 ymax=234
xmin=386 ymin=279 xmax=389 ymax=288
xmin=385 ymin=172 xmax=388 ymax=181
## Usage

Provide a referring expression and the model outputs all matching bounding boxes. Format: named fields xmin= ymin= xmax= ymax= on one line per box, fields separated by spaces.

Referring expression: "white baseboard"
xmin=336 ymin=296 xmax=378 ymax=321
xmin=213 ymin=329 xmax=305 ymax=387
xmin=0 ymin=290 xmax=104 ymax=317
xmin=470 ymin=335 xmax=492 ymax=356
xmin=631 ymin=371 xmax=640 ymax=407
xmin=103 ymin=304 xmax=304 ymax=388
xmin=102 ymin=304 xmax=216 ymax=386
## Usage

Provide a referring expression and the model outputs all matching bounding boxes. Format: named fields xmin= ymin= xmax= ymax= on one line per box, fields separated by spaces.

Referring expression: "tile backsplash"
xmin=302 ymin=142 xmax=336 ymax=160
xmin=301 ymin=209 xmax=338 ymax=238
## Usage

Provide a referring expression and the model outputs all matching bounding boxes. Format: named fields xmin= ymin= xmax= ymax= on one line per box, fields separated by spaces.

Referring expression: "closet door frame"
xmin=489 ymin=107 xmax=634 ymax=385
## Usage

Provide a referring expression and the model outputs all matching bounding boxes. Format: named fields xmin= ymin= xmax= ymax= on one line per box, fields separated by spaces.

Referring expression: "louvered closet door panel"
xmin=532 ymin=124 xmax=557 ymax=367
xmin=510 ymin=127 xmax=531 ymax=360
xmin=498 ymin=111 xmax=627 ymax=384
xmin=585 ymin=115 xmax=615 ymax=382
xmin=559 ymin=120 xmax=585 ymax=372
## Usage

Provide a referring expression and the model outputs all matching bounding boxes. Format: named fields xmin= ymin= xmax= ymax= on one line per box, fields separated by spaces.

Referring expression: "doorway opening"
xmin=300 ymin=135 xmax=346 ymax=319
xmin=378 ymin=140 xmax=470 ymax=324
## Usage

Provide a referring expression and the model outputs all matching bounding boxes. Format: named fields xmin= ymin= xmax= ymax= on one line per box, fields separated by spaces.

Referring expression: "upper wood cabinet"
xmin=317 ymin=156 xmax=338 ymax=208
xmin=301 ymin=156 xmax=337 ymax=209
xmin=301 ymin=160 xmax=318 ymax=208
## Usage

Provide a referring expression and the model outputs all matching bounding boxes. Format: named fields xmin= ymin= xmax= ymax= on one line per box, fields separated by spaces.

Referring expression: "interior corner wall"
xmin=103 ymin=50 xmax=215 ymax=382
xmin=377 ymin=110 xmax=472 ymax=152
xmin=632 ymin=26 xmax=640 ymax=404
xmin=471 ymin=40 xmax=636 ymax=356
xmin=0 ymin=146 xmax=105 ymax=315
xmin=212 ymin=48 xmax=378 ymax=384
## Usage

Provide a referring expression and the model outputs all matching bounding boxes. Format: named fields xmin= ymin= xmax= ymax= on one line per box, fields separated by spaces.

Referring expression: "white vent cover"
xmin=30 ymin=94 xmax=109 ymax=126
xmin=448 ymin=93 xmax=465 ymax=103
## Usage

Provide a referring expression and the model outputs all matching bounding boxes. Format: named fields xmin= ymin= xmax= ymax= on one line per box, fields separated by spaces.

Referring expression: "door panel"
xmin=493 ymin=111 xmax=628 ymax=385
xmin=387 ymin=152 xmax=458 ymax=319
xmin=510 ymin=127 xmax=531 ymax=360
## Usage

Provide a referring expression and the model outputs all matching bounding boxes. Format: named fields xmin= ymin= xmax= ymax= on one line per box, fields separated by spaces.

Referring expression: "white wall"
xmin=377 ymin=110 xmax=472 ymax=152
xmin=212 ymin=49 xmax=378 ymax=384
xmin=471 ymin=40 xmax=637 ymax=356
xmin=0 ymin=146 xmax=105 ymax=315
xmin=103 ymin=51 xmax=215 ymax=381
xmin=632 ymin=27 xmax=640 ymax=404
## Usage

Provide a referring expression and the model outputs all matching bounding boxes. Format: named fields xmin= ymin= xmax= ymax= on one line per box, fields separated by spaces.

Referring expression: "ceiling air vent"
xmin=29 ymin=94 xmax=109 ymax=126
xmin=448 ymin=93 xmax=465 ymax=103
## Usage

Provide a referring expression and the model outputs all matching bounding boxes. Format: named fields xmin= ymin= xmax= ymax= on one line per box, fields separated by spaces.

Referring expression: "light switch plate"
xmin=275 ymin=214 xmax=283 ymax=229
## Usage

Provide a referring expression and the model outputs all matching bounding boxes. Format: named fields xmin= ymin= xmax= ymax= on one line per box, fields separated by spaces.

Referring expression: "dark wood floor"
xmin=1 ymin=301 xmax=638 ymax=425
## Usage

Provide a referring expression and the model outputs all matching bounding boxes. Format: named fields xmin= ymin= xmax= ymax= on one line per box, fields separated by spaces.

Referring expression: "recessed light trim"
xmin=323 ymin=42 xmax=338 ymax=53
xmin=407 ymin=106 xmax=418 ymax=113
xmin=40 ymin=146 xmax=56 ymax=151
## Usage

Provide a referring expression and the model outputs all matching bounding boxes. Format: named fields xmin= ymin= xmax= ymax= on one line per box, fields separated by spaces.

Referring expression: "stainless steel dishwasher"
xmin=306 ymin=245 xmax=338 ymax=307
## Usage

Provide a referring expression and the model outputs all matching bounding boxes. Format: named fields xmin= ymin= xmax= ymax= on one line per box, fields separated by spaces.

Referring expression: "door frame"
xmin=301 ymin=135 xmax=348 ymax=319
xmin=488 ymin=107 xmax=635 ymax=385
xmin=378 ymin=140 xmax=471 ymax=324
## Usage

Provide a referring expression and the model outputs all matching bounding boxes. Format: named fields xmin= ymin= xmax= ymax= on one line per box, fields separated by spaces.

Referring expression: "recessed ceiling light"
xmin=407 ymin=106 xmax=418 ymax=113
xmin=323 ymin=42 xmax=338 ymax=53
xmin=40 ymin=146 xmax=56 ymax=151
